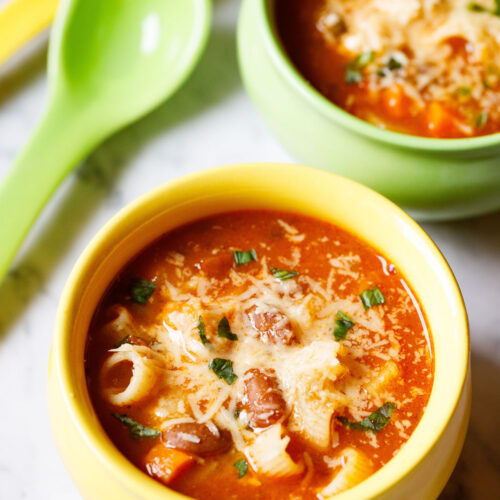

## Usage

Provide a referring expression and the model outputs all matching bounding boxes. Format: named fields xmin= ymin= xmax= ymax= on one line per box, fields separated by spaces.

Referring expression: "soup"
xmin=85 ymin=211 xmax=434 ymax=499
xmin=276 ymin=0 xmax=500 ymax=138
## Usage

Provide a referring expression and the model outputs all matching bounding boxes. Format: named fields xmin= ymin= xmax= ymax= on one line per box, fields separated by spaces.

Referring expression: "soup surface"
xmin=86 ymin=210 xmax=434 ymax=499
xmin=276 ymin=0 xmax=500 ymax=138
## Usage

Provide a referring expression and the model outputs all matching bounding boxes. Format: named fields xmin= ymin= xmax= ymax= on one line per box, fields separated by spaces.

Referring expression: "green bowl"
xmin=237 ymin=0 xmax=500 ymax=221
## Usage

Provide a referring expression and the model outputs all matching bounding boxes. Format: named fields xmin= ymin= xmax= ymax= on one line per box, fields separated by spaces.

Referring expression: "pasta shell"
xmin=244 ymin=424 xmax=304 ymax=478
xmin=101 ymin=347 xmax=159 ymax=406
xmin=321 ymin=448 xmax=374 ymax=496
xmin=366 ymin=361 xmax=399 ymax=396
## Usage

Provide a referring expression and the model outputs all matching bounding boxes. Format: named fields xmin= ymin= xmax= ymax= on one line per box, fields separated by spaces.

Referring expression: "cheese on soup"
xmin=277 ymin=0 xmax=500 ymax=138
xmin=85 ymin=211 xmax=434 ymax=499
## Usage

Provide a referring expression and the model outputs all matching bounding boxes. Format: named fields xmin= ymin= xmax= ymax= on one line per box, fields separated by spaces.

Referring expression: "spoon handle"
xmin=0 ymin=0 xmax=59 ymax=66
xmin=0 ymin=99 xmax=95 ymax=281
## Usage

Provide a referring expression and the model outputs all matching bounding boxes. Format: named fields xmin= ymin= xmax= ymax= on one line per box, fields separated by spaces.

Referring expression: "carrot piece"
xmin=381 ymin=85 xmax=408 ymax=119
xmin=144 ymin=444 xmax=194 ymax=485
xmin=425 ymin=102 xmax=456 ymax=136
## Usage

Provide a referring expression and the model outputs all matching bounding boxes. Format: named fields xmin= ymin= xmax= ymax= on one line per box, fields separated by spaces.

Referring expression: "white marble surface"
xmin=0 ymin=1 xmax=498 ymax=499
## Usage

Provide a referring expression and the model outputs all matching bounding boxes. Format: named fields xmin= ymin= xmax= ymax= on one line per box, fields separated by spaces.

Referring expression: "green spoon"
xmin=0 ymin=0 xmax=211 ymax=281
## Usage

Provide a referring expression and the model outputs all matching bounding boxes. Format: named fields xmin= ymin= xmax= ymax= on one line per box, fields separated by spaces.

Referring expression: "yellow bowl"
xmin=48 ymin=163 xmax=470 ymax=500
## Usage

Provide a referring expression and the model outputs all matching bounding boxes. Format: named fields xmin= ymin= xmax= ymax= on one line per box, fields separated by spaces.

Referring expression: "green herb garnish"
xmin=345 ymin=68 xmax=363 ymax=84
xmin=209 ymin=358 xmax=238 ymax=385
xmin=336 ymin=402 xmax=396 ymax=433
xmin=112 ymin=413 xmax=161 ymax=439
xmin=233 ymin=249 xmax=257 ymax=266
xmin=467 ymin=2 xmax=488 ymax=12
xmin=217 ymin=317 xmax=238 ymax=341
xmin=456 ymin=86 xmax=471 ymax=96
xmin=345 ymin=51 xmax=374 ymax=84
xmin=334 ymin=312 xmax=355 ymax=341
xmin=387 ymin=57 xmax=403 ymax=70
xmin=234 ymin=459 xmax=248 ymax=478
xmin=270 ymin=267 xmax=299 ymax=281
xmin=377 ymin=57 xmax=403 ymax=77
xmin=468 ymin=1 xmax=500 ymax=15
xmin=130 ymin=278 xmax=156 ymax=304
xmin=475 ymin=110 xmax=489 ymax=128
xmin=198 ymin=316 xmax=210 ymax=345
xmin=356 ymin=51 xmax=375 ymax=67
xmin=360 ymin=287 xmax=385 ymax=310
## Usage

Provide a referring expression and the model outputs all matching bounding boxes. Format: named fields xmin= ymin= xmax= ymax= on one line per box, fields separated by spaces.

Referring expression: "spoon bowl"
xmin=51 ymin=0 xmax=210 ymax=129
xmin=0 ymin=0 xmax=211 ymax=281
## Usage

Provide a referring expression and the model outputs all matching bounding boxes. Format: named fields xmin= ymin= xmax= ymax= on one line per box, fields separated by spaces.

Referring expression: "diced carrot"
xmin=143 ymin=444 xmax=194 ymax=485
xmin=381 ymin=85 xmax=408 ymax=119
xmin=425 ymin=101 xmax=465 ymax=137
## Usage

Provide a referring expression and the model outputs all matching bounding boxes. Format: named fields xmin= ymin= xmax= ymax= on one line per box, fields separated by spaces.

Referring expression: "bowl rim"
xmin=52 ymin=163 xmax=470 ymax=500
xmin=256 ymin=0 xmax=500 ymax=152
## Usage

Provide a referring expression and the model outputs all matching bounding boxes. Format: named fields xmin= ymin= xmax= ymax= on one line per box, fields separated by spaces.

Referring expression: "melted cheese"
xmin=105 ymin=255 xmax=414 ymax=453
xmin=97 ymin=239 xmax=431 ymax=496
xmin=319 ymin=0 xmax=500 ymax=120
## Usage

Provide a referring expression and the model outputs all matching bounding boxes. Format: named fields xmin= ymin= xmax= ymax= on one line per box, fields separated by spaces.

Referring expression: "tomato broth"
xmin=276 ymin=0 xmax=500 ymax=138
xmin=86 ymin=210 xmax=434 ymax=499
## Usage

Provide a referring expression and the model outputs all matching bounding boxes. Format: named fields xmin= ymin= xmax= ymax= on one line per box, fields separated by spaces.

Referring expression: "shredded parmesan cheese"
xmin=319 ymin=0 xmax=500 ymax=122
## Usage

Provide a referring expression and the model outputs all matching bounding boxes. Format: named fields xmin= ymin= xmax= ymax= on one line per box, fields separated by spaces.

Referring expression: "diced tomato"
xmin=195 ymin=253 xmax=234 ymax=279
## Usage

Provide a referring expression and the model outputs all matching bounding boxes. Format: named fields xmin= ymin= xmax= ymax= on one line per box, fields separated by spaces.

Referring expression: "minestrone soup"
xmin=276 ymin=0 xmax=500 ymax=138
xmin=85 ymin=211 xmax=434 ymax=499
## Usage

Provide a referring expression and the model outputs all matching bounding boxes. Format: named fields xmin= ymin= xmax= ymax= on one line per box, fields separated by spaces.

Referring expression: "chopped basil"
xmin=130 ymin=278 xmax=156 ymax=304
xmin=377 ymin=57 xmax=404 ymax=77
xmin=270 ymin=267 xmax=299 ymax=281
xmin=467 ymin=2 xmax=488 ymax=12
xmin=456 ymin=86 xmax=471 ymax=96
xmin=387 ymin=57 xmax=403 ymax=70
xmin=198 ymin=316 xmax=210 ymax=345
xmin=468 ymin=1 xmax=500 ymax=15
xmin=209 ymin=358 xmax=238 ymax=385
xmin=234 ymin=458 xmax=248 ymax=478
xmin=475 ymin=110 xmax=489 ymax=128
xmin=345 ymin=51 xmax=374 ymax=84
xmin=355 ymin=51 xmax=375 ymax=67
xmin=345 ymin=68 xmax=363 ymax=84
xmin=336 ymin=402 xmax=396 ymax=433
xmin=334 ymin=312 xmax=355 ymax=341
xmin=233 ymin=249 xmax=257 ymax=266
xmin=112 ymin=413 xmax=161 ymax=439
xmin=360 ymin=287 xmax=385 ymax=310
xmin=217 ymin=317 xmax=238 ymax=341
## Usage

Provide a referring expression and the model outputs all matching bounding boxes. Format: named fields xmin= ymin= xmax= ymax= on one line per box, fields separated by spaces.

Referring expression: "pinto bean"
xmin=247 ymin=305 xmax=295 ymax=345
xmin=243 ymin=368 xmax=287 ymax=428
xmin=162 ymin=422 xmax=232 ymax=456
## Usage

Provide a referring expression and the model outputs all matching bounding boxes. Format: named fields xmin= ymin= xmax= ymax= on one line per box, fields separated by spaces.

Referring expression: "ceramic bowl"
xmin=48 ymin=163 xmax=470 ymax=499
xmin=237 ymin=0 xmax=500 ymax=221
